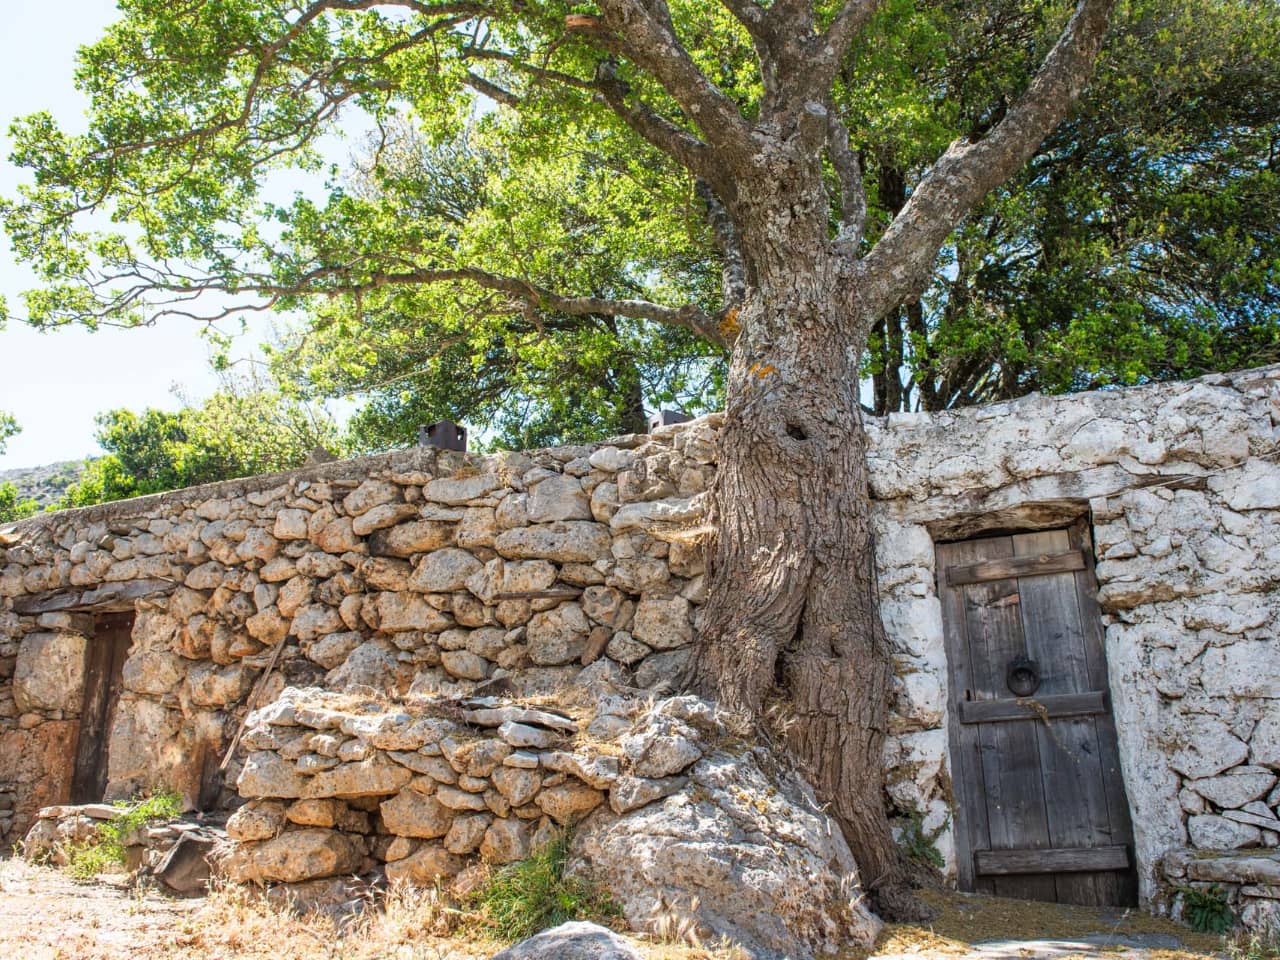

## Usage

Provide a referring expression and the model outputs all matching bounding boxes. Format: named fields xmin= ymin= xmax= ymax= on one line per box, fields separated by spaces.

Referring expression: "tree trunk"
xmin=689 ymin=255 xmax=927 ymax=920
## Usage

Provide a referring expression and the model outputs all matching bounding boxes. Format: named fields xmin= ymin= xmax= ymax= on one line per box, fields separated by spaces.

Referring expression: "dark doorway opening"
xmin=70 ymin=612 xmax=133 ymax=803
xmin=936 ymin=520 xmax=1138 ymax=907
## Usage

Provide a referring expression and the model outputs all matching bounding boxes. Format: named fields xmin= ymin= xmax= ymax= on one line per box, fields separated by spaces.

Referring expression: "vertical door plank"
xmin=70 ymin=613 xmax=134 ymax=803
xmin=1014 ymin=529 xmax=1109 ymax=905
xmin=1069 ymin=522 xmax=1140 ymax=907
xmin=938 ymin=538 xmax=996 ymax=894
xmin=959 ymin=537 xmax=1058 ymax=903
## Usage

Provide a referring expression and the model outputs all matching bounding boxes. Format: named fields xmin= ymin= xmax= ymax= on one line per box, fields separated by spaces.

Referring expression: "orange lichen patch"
xmin=747 ymin=362 xmax=777 ymax=379
xmin=718 ymin=306 xmax=741 ymax=338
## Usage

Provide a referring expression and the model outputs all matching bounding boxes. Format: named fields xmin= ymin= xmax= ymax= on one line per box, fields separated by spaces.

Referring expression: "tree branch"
xmin=696 ymin=179 xmax=748 ymax=308
xmin=577 ymin=1 xmax=754 ymax=159
xmin=827 ymin=112 xmax=866 ymax=255
xmin=859 ymin=0 xmax=1117 ymax=317
xmin=593 ymin=60 xmax=722 ymax=191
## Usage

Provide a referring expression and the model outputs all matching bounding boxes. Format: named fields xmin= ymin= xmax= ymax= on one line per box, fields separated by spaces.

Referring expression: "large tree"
xmin=4 ymin=0 xmax=1123 ymax=916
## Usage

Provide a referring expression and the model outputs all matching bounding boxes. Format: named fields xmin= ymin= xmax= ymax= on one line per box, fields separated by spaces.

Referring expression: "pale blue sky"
xmin=0 ymin=1 xmax=290 ymax=470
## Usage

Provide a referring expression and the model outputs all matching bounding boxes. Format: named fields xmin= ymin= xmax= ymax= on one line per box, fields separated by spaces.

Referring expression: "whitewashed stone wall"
xmin=1 ymin=364 xmax=1278 ymax=917
xmin=865 ymin=364 xmax=1280 ymax=911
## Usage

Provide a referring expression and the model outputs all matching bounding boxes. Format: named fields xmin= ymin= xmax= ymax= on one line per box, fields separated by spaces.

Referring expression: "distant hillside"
xmin=0 ymin=459 xmax=89 ymax=508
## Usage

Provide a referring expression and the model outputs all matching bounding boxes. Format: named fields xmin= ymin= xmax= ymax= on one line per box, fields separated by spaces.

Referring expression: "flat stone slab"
xmin=873 ymin=933 xmax=1189 ymax=960
xmin=1186 ymin=851 xmax=1280 ymax=884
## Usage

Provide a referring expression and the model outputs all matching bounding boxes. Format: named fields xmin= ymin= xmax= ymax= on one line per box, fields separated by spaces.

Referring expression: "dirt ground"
xmin=0 ymin=857 xmax=1231 ymax=960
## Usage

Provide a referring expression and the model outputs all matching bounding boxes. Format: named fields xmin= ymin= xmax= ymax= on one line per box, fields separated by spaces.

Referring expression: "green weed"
xmin=896 ymin=809 xmax=947 ymax=870
xmin=470 ymin=830 xmax=620 ymax=941
xmin=64 ymin=792 xmax=183 ymax=881
xmin=1177 ymin=883 xmax=1234 ymax=934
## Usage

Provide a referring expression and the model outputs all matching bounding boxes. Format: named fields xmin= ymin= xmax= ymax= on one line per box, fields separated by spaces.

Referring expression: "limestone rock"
xmin=492 ymin=766 xmax=543 ymax=807
xmin=227 ymin=801 xmax=286 ymax=841
xmin=274 ymin=509 xmax=311 ymax=540
xmin=444 ymin=813 xmax=491 ymax=854
xmin=411 ymin=548 xmax=484 ymax=593
xmin=569 ymin=743 xmax=881 ymax=960
xmin=442 ymin=650 xmax=490 ymax=681
xmin=218 ymin=828 xmax=363 ymax=883
xmin=304 ymin=756 xmax=413 ymax=798
xmin=537 ymin=780 xmax=603 ymax=825
xmin=527 ymin=475 xmax=592 ymax=522
xmin=1189 ymin=813 xmax=1263 ymax=849
xmin=496 ymin=720 xmax=556 ymax=750
xmin=1252 ymin=712 xmax=1280 ymax=770
xmin=621 ymin=718 xmax=702 ymax=779
xmin=527 ymin=603 xmax=591 ymax=665
xmin=374 ymin=592 xmax=453 ymax=633
xmin=371 ymin=520 xmax=456 ymax=557
xmin=480 ymin=815 xmax=534 ymax=864
xmin=424 ymin=474 xmax=505 ymax=504
xmin=353 ymin=502 xmax=419 ymax=536
xmin=608 ymin=776 xmax=687 ymax=815
xmin=630 ymin=596 xmax=692 ymax=650
xmin=494 ymin=522 xmax=611 ymax=563
xmin=386 ymin=844 xmax=464 ymax=885
xmin=14 ymin=632 xmax=87 ymax=713
xmin=488 ymin=921 xmax=642 ymax=960
xmin=344 ymin=479 xmax=401 ymax=517
xmin=237 ymin=751 xmax=309 ymax=799
xmin=380 ymin=790 xmax=454 ymax=838
xmin=1169 ymin=716 xmax=1250 ymax=780
xmin=1191 ymin=769 xmax=1278 ymax=809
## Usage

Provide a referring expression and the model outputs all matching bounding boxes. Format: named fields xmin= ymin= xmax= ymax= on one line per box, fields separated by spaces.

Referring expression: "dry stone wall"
xmin=1 ymin=364 xmax=1278 ymax=926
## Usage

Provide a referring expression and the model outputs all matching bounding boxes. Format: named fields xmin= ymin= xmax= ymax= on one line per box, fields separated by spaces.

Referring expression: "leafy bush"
xmin=0 ymin=482 xmax=39 ymax=523
xmin=470 ymin=831 xmax=619 ymax=941
xmin=64 ymin=793 xmax=183 ymax=881
xmin=896 ymin=809 xmax=947 ymax=870
xmin=1179 ymin=883 xmax=1235 ymax=934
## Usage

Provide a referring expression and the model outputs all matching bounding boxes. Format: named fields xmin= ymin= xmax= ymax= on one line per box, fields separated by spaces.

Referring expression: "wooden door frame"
xmin=937 ymin=516 xmax=1135 ymax=898
xmin=70 ymin=611 xmax=134 ymax=803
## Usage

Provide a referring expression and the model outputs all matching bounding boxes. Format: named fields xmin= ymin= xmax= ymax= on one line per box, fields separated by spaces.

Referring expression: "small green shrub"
xmin=1179 ymin=883 xmax=1234 ymax=934
xmin=64 ymin=792 xmax=183 ymax=881
xmin=471 ymin=831 xmax=620 ymax=941
xmin=897 ymin=809 xmax=946 ymax=870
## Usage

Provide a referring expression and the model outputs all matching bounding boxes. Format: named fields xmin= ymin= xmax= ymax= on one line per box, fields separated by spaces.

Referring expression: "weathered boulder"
xmin=226 ymin=801 xmax=286 ymax=841
xmin=411 ymin=548 xmax=485 ymax=593
xmin=14 ymin=632 xmax=88 ymax=713
xmin=630 ymin=596 xmax=692 ymax=650
xmin=570 ymin=744 xmax=881 ymax=960
xmin=385 ymin=844 xmax=463 ymax=885
xmin=380 ymin=790 xmax=454 ymax=838
xmin=488 ymin=921 xmax=642 ymax=960
xmin=494 ymin=522 xmax=611 ymax=563
xmin=527 ymin=475 xmax=592 ymax=522
xmin=217 ymin=828 xmax=363 ymax=883
xmin=1188 ymin=813 xmax=1262 ymax=849
xmin=526 ymin=603 xmax=591 ymax=665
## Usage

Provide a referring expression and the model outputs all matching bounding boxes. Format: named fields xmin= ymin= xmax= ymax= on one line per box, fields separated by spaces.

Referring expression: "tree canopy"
xmin=6 ymin=0 xmax=1274 ymax=442
xmin=58 ymin=382 xmax=339 ymax=507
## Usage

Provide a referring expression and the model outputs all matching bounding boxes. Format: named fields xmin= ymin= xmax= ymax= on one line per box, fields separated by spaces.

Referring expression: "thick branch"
xmin=593 ymin=61 xmax=722 ymax=191
xmin=696 ymin=179 xmax=748 ymax=307
xmin=827 ymin=113 xmax=866 ymax=255
xmin=860 ymin=0 xmax=1116 ymax=317
xmin=578 ymin=1 xmax=754 ymax=160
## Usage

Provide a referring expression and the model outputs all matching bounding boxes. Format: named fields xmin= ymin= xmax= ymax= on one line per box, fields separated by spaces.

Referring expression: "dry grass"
xmin=0 ymin=858 xmax=746 ymax=960
xmin=866 ymin=888 xmax=1226 ymax=959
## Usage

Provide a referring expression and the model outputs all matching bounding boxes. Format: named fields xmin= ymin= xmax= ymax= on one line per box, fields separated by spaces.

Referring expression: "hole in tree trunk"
xmin=785 ymin=422 xmax=807 ymax=440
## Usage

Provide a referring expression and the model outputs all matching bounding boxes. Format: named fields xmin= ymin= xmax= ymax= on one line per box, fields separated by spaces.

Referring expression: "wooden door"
xmin=71 ymin=612 xmax=133 ymax=803
xmin=937 ymin=522 xmax=1137 ymax=906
